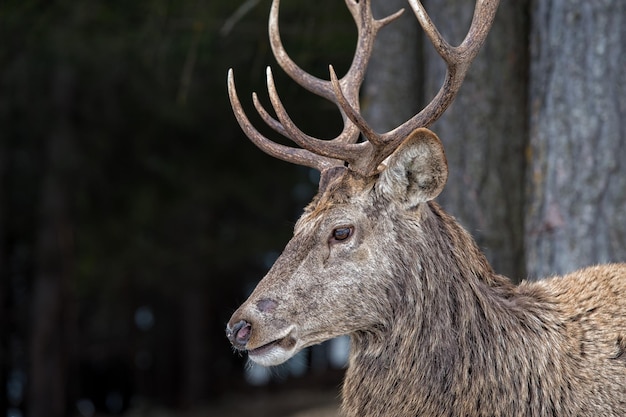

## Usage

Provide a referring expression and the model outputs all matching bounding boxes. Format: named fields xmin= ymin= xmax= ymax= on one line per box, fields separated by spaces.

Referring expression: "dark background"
xmin=1 ymin=0 xmax=624 ymax=416
xmin=1 ymin=1 xmax=354 ymax=415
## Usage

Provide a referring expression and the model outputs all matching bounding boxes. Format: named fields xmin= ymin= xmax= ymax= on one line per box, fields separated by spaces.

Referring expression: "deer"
xmin=225 ymin=0 xmax=626 ymax=415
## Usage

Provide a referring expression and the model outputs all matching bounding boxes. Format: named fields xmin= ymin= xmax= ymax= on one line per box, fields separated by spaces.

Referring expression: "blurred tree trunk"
xmin=364 ymin=0 xmax=529 ymax=279
xmin=28 ymin=64 xmax=77 ymax=417
xmin=173 ymin=201 xmax=212 ymax=406
xmin=526 ymin=0 xmax=626 ymax=278
xmin=0 ymin=129 xmax=7 ymax=412
xmin=180 ymin=286 xmax=211 ymax=406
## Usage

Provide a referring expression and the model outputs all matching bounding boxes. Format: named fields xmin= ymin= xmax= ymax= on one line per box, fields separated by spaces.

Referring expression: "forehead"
xmin=303 ymin=169 xmax=374 ymax=220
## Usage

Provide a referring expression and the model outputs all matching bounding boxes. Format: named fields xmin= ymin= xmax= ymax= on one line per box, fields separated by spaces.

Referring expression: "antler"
xmin=228 ymin=0 xmax=500 ymax=176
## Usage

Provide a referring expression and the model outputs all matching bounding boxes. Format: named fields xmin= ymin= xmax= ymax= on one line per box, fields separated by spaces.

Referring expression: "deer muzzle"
xmin=226 ymin=307 xmax=300 ymax=366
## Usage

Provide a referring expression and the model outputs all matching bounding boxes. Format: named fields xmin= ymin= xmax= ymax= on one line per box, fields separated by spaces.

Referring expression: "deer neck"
xmin=341 ymin=202 xmax=567 ymax=417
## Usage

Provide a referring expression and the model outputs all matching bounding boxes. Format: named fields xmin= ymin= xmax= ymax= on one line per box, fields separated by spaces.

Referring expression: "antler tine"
xmin=328 ymin=65 xmax=379 ymax=147
xmin=227 ymin=69 xmax=339 ymax=172
xmin=252 ymin=92 xmax=287 ymax=137
xmin=339 ymin=1 xmax=404 ymax=123
xmin=268 ymin=0 xmax=332 ymax=102
xmin=264 ymin=66 xmax=366 ymax=165
xmin=377 ymin=0 xmax=500 ymax=147
xmin=249 ymin=67 xmax=363 ymax=153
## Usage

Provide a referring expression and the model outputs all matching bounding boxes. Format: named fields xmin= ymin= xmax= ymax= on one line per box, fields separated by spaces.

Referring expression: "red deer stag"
xmin=225 ymin=0 xmax=626 ymax=415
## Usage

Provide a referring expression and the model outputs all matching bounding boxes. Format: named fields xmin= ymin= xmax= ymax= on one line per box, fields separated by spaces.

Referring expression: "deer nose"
xmin=226 ymin=320 xmax=252 ymax=349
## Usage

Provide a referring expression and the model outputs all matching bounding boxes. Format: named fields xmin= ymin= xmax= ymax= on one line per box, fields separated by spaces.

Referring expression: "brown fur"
xmin=342 ymin=201 xmax=626 ymax=416
xmin=227 ymin=132 xmax=626 ymax=416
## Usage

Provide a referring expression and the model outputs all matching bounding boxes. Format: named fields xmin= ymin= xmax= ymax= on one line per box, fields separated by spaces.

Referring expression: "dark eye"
xmin=331 ymin=226 xmax=353 ymax=242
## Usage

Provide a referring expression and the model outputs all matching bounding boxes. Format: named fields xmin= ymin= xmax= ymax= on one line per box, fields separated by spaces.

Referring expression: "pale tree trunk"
xmin=421 ymin=0 xmax=529 ymax=280
xmin=526 ymin=0 xmax=626 ymax=279
xmin=29 ymin=64 xmax=77 ymax=417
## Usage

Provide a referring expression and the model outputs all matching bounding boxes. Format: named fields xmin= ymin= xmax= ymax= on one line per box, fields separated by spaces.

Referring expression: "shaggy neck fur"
xmin=341 ymin=202 xmax=586 ymax=417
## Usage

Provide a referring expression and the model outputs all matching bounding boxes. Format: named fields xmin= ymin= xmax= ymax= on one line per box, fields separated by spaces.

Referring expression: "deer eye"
xmin=331 ymin=226 xmax=353 ymax=242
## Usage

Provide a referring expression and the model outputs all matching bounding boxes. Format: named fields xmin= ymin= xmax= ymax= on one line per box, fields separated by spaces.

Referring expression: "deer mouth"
xmin=247 ymin=328 xmax=298 ymax=366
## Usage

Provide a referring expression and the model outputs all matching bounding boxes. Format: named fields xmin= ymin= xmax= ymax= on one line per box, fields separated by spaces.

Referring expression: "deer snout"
xmin=226 ymin=297 xmax=280 ymax=350
xmin=226 ymin=319 xmax=252 ymax=350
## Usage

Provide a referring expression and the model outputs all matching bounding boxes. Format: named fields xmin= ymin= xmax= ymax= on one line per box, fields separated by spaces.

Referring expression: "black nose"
xmin=226 ymin=320 xmax=252 ymax=349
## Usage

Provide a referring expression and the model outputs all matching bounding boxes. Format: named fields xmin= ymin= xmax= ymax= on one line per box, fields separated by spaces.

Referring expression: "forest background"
xmin=1 ymin=0 xmax=624 ymax=416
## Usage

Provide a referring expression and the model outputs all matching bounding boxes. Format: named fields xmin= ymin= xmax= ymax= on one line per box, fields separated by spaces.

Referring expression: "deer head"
xmin=226 ymin=0 xmax=499 ymax=367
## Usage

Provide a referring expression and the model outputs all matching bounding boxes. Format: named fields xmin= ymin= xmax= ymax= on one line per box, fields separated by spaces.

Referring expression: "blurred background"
xmin=1 ymin=0 xmax=624 ymax=416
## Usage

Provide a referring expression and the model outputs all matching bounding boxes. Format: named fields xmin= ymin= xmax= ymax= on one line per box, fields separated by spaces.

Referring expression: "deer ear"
xmin=377 ymin=128 xmax=448 ymax=207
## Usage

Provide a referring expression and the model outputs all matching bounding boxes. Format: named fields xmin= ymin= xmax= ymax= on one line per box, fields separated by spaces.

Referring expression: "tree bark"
xmin=526 ymin=0 xmax=626 ymax=278
xmin=29 ymin=64 xmax=77 ymax=417
xmin=422 ymin=0 xmax=529 ymax=280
